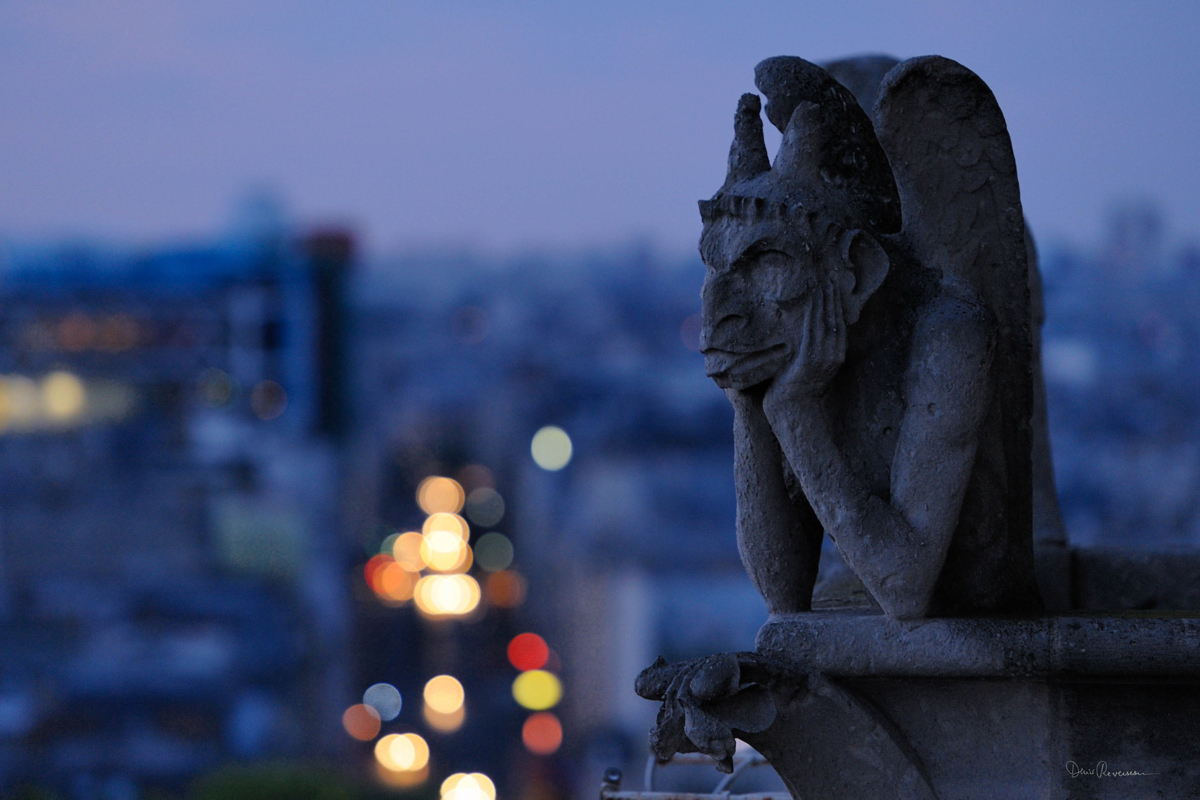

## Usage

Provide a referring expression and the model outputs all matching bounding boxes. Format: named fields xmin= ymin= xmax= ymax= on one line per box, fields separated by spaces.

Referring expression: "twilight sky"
xmin=1 ymin=1 xmax=1197 ymax=256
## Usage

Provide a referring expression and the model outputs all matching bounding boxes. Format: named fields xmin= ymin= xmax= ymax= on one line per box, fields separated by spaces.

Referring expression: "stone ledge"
xmin=756 ymin=611 xmax=1200 ymax=678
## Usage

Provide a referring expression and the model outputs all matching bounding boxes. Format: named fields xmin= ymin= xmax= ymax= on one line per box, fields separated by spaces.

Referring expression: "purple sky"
xmin=1 ymin=1 xmax=1198 ymax=256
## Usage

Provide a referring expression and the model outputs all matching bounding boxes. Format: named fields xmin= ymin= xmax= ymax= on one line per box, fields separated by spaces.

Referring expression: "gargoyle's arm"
xmin=728 ymin=388 xmax=823 ymax=614
xmin=766 ymin=292 xmax=995 ymax=619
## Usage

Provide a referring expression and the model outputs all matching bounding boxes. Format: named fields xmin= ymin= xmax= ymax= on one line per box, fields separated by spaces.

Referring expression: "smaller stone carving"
xmin=636 ymin=654 xmax=775 ymax=773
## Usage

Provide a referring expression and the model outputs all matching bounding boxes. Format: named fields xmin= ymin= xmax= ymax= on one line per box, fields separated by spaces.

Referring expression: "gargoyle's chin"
xmin=704 ymin=344 xmax=789 ymax=391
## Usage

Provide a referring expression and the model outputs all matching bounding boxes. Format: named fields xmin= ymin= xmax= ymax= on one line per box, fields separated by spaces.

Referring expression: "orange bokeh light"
xmin=484 ymin=570 xmax=526 ymax=608
xmin=522 ymin=712 xmax=563 ymax=755
xmin=343 ymin=703 xmax=382 ymax=741
xmin=507 ymin=633 xmax=549 ymax=672
xmin=364 ymin=554 xmax=394 ymax=592
xmin=378 ymin=562 xmax=416 ymax=602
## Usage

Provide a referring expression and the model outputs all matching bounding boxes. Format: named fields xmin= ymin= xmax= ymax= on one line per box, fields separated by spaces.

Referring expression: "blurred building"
xmin=349 ymin=246 xmax=771 ymax=799
xmin=1041 ymin=202 xmax=1200 ymax=548
xmin=352 ymin=208 xmax=1200 ymax=797
xmin=6 ymin=199 xmax=1196 ymax=798
xmin=0 ymin=229 xmax=354 ymax=794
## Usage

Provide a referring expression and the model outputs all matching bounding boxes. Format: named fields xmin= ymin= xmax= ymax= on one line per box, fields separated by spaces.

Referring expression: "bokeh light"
xmin=512 ymin=670 xmax=562 ymax=710
xmin=508 ymin=633 xmax=549 ymax=672
xmin=42 ymin=371 xmax=86 ymax=421
xmin=414 ymin=574 xmax=481 ymax=617
xmin=441 ymin=773 xmax=495 ymax=800
xmin=423 ymin=675 xmax=464 ymax=714
xmin=401 ymin=733 xmax=430 ymax=770
xmin=364 ymin=554 xmax=394 ymax=592
xmin=522 ymin=712 xmax=563 ymax=755
xmin=250 ymin=379 xmax=287 ymax=420
xmin=375 ymin=734 xmax=405 ymax=770
xmin=463 ymin=487 xmax=505 ymax=527
xmin=423 ymin=702 xmax=466 ymax=733
xmin=378 ymin=562 xmax=417 ymax=602
xmin=423 ymin=512 xmax=469 ymax=540
xmin=531 ymin=425 xmax=573 ymax=470
xmin=420 ymin=530 xmax=472 ymax=573
xmin=343 ymin=703 xmax=382 ymax=741
xmin=377 ymin=763 xmax=429 ymax=788
xmin=1 ymin=376 xmax=41 ymax=428
xmin=417 ymin=476 xmax=466 ymax=514
xmin=484 ymin=570 xmax=526 ymax=608
xmin=474 ymin=533 xmax=514 ymax=572
xmin=57 ymin=313 xmax=96 ymax=350
xmin=375 ymin=732 xmax=430 ymax=773
xmin=363 ymin=683 xmax=403 ymax=721
xmin=392 ymin=531 xmax=426 ymax=571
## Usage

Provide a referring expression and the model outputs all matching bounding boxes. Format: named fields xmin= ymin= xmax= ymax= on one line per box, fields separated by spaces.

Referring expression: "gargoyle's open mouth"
xmin=703 ymin=343 xmax=788 ymax=388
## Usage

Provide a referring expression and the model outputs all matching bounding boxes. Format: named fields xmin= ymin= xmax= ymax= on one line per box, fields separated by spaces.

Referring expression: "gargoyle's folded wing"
xmin=874 ymin=55 xmax=1033 ymax=538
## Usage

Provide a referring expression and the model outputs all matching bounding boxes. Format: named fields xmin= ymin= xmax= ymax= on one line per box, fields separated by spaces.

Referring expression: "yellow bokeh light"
xmin=375 ymin=732 xmax=431 ymax=773
xmin=417 ymin=476 xmax=466 ymax=514
xmin=420 ymin=530 xmax=472 ymax=573
xmin=389 ymin=734 xmax=416 ymax=769
xmin=423 ymin=675 xmax=464 ymax=714
xmin=531 ymin=425 xmax=572 ymax=470
xmin=42 ymin=371 xmax=86 ymax=421
xmin=375 ymin=734 xmax=404 ymax=770
xmin=5 ymin=377 xmax=40 ymax=426
xmin=377 ymin=762 xmax=428 ymax=788
xmin=414 ymin=575 xmax=481 ymax=617
xmin=423 ymin=702 xmax=465 ymax=733
xmin=512 ymin=669 xmax=563 ymax=711
xmin=392 ymin=531 xmax=426 ymax=571
xmin=401 ymin=733 xmax=430 ymax=770
xmin=441 ymin=773 xmax=496 ymax=800
xmin=423 ymin=512 xmax=469 ymax=540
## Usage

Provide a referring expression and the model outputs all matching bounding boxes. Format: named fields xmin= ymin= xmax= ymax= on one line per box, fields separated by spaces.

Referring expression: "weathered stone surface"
xmin=756 ymin=611 xmax=1200 ymax=678
xmin=821 ymin=52 xmax=1072 ymax=604
xmin=639 ymin=613 xmax=1200 ymax=798
xmin=633 ymin=51 xmax=1197 ymax=800
xmin=699 ymin=54 xmax=1039 ymax=620
xmin=1072 ymin=547 xmax=1200 ymax=611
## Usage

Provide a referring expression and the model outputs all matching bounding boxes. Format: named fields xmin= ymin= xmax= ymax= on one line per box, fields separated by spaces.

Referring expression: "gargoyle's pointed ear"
xmin=722 ymin=94 xmax=771 ymax=189
xmin=771 ymin=101 xmax=827 ymax=185
xmin=840 ymin=229 xmax=890 ymax=325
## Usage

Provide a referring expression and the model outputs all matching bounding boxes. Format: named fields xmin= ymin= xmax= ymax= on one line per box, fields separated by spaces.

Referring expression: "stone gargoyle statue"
xmin=637 ymin=54 xmax=1044 ymax=779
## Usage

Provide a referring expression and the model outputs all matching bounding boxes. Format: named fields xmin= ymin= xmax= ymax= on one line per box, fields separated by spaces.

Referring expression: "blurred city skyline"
xmin=1 ymin=1 xmax=1199 ymax=255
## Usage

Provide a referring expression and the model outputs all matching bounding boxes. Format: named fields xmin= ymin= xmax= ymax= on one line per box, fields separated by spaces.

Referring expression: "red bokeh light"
xmin=364 ymin=554 xmax=395 ymax=592
xmin=343 ymin=703 xmax=382 ymax=741
xmin=508 ymin=633 xmax=549 ymax=672
xmin=522 ymin=712 xmax=563 ymax=755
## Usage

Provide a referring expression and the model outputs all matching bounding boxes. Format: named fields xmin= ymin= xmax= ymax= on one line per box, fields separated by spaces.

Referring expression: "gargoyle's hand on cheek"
xmin=765 ymin=279 xmax=847 ymax=414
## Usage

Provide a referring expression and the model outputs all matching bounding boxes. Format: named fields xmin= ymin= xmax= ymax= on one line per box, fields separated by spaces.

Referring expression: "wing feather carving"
xmin=875 ymin=55 xmax=1033 ymax=540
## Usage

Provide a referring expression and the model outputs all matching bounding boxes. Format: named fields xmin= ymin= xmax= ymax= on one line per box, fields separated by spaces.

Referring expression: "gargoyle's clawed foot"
xmin=635 ymin=653 xmax=777 ymax=773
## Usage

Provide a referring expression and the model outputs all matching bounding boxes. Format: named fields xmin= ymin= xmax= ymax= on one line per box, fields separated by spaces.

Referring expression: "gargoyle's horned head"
xmin=699 ymin=57 xmax=899 ymax=391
